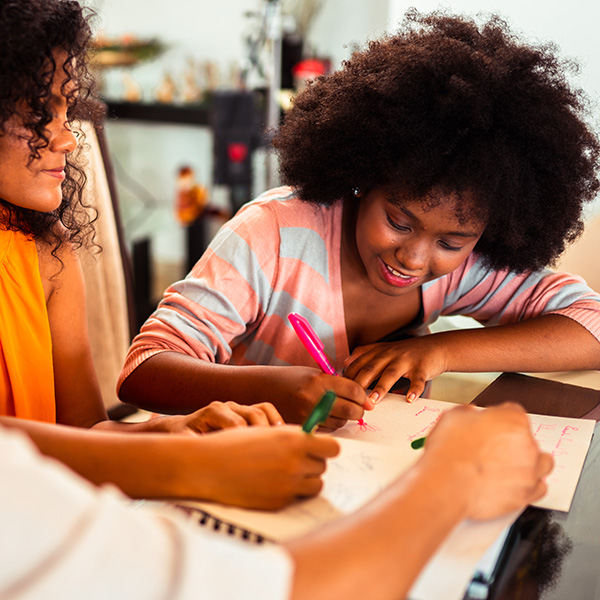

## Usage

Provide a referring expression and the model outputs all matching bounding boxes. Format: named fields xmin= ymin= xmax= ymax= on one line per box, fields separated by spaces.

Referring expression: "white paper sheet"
xmin=335 ymin=395 xmax=596 ymax=512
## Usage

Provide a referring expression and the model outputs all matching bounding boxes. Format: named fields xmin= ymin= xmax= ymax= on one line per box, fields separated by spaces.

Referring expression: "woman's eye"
xmin=439 ymin=240 xmax=462 ymax=252
xmin=386 ymin=215 xmax=410 ymax=232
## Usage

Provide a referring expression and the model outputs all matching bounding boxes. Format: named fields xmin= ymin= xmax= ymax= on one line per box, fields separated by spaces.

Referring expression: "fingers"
xmin=229 ymin=401 xmax=284 ymax=426
xmin=404 ymin=375 xmax=428 ymax=403
xmin=298 ymin=476 xmax=324 ymax=498
xmin=344 ymin=349 xmax=434 ymax=405
xmin=196 ymin=401 xmax=284 ymax=432
xmin=537 ymin=452 xmax=554 ymax=478
xmin=343 ymin=350 xmax=386 ymax=390
xmin=197 ymin=403 xmax=248 ymax=431
xmin=427 ymin=404 xmax=556 ymax=520
xmin=297 ymin=437 xmax=340 ymax=496
xmin=528 ymin=478 xmax=548 ymax=503
xmin=329 ymin=397 xmax=365 ymax=422
xmin=512 ymin=452 xmax=554 ymax=508
xmin=528 ymin=453 xmax=554 ymax=503
xmin=319 ymin=416 xmax=348 ymax=432
xmin=368 ymin=367 xmax=428 ymax=404
xmin=305 ymin=434 xmax=340 ymax=459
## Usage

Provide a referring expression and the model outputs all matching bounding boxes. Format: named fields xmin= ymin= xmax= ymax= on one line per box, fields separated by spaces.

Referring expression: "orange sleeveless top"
xmin=0 ymin=228 xmax=55 ymax=422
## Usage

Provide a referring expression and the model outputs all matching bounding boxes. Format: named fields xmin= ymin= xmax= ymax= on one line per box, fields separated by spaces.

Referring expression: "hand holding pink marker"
xmin=288 ymin=312 xmax=366 ymax=426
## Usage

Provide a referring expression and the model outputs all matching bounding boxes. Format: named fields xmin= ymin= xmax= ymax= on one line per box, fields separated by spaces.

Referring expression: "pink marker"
xmin=288 ymin=312 xmax=366 ymax=426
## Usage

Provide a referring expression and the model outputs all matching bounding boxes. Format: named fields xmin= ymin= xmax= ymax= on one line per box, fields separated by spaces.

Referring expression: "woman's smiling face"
xmin=0 ymin=51 xmax=77 ymax=214
xmin=353 ymin=187 xmax=486 ymax=296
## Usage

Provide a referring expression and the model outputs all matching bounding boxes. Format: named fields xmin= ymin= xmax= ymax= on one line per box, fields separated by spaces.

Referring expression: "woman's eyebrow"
xmin=396 ymin=204 xmax=482 ymax=238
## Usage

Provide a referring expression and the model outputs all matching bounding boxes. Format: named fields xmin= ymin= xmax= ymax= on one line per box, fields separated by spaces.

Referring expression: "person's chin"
xmin=26 ymin=195 xmax=63 ymax=213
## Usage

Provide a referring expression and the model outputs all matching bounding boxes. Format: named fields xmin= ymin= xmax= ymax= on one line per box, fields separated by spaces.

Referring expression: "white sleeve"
xmin=0 ymin=426 xmax=293 ymax=600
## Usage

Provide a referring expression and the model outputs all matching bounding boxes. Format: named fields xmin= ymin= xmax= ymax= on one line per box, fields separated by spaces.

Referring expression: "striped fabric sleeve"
xmin=423 ymin=253 xmax=600 ymax=342
xmin=118 ymin=200 xmax=282 ymax=389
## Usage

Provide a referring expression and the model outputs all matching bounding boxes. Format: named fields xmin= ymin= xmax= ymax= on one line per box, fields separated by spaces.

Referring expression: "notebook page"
xmin=179 ymin=436 xmax=412 ymax=542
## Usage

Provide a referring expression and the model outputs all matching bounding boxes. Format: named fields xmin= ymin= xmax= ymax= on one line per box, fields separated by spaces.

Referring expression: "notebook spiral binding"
xmin=177 ymin=505 xmax=268 ymax=544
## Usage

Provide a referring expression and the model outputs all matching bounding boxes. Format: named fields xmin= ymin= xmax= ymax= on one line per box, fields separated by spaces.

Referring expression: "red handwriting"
xmin=408 ymin=407 xmax=443 ymax=441
xmin=357 ymin=420 xmax=381 ymax=432
xmin=533 ymin=422 xmax=580 ymax=458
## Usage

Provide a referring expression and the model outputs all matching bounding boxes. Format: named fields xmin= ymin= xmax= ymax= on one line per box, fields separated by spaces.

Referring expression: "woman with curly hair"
xmin=119 ymin=10 xmax=600 ymax=428
xmin=0 ymin=0 xmax=341 ymax=509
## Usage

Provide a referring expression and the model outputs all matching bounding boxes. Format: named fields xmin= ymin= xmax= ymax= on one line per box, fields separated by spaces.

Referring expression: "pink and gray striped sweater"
xmin=118 ymin=187 xmax=600 ymax=390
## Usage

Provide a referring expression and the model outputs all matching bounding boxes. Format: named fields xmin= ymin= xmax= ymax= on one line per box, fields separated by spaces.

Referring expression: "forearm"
xmin=439 ymin=314 xmax=600 ymax=373
xmin=120 ymin=351 xmax=295 ymax=415
xmin=91 ymin=416 xmax=183 ymax=433
xmin=0 ymin=416 xmax=216 ymax=500
xmin=288 ymin=456 xmax=471 ymax=600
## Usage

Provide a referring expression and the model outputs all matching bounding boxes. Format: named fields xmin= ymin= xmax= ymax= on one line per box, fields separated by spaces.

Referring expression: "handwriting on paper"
xmin=408 ymin=406 xmax=444 ymax=442
xmin=335 ymin=394 xmax=595 ymax=512
xmin=358 ymin=420 xmax=381 ymax=432
xmin=533 ymin=423 xmax=579 ymax=456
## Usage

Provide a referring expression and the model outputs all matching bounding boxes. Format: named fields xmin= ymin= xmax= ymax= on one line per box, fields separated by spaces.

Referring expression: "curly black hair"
xmin=0 ymin=0 xmax=105 ymax=254
xmin=273 ymin=9 xmax=600 ymax=272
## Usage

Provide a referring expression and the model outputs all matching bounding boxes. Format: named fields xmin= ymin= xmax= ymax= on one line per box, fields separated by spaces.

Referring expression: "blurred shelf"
xmin=104 ymin=100 xmax=210 ymax=126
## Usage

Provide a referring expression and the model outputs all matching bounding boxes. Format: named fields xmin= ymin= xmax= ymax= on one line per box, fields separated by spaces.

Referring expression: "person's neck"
xmin=340 ymin=200 xmax=363 ymax=277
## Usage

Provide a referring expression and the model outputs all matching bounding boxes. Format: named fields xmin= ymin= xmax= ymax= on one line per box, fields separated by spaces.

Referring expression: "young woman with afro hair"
xmin=120 ymin=10 xmax=600 ymax=429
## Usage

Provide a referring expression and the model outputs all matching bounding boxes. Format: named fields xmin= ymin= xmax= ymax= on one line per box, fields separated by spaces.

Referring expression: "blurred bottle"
xmin=175 ymin=166 xmax=208 ymax=225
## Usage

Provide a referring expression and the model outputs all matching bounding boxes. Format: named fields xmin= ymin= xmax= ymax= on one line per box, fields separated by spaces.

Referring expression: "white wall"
xmin=308 ymin=0 xmax=391 ymax=66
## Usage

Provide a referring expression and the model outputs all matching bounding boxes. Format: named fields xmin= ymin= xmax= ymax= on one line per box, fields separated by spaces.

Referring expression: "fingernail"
xmin=369 ymin=391 xmax=380 ymax=404
xmin=407 ymin=393 xmax=416 ymax=403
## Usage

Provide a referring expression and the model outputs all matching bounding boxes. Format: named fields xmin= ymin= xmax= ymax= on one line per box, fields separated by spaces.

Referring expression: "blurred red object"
xmin=227 ymin=143 xmax=249 ymax=164
xmin=292 ymin=58 xmax=329 ymax=91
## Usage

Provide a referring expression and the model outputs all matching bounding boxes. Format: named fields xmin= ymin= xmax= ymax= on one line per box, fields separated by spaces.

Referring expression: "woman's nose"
xmin=396 ymin=237 xmax=428 ymax=272
xmin=49 ymin=122 xmax=78 ymax=154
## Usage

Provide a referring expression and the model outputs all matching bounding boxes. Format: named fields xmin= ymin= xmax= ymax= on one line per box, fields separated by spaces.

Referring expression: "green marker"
xmin=411 ymin=436 xmax=426 ymax=450
xmin=302 ymin=391 xmax=337 ymax=433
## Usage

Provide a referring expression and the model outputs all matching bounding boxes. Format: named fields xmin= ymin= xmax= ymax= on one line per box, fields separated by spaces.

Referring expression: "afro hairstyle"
xmin=273 ymin=9 xmax=600 ymax=272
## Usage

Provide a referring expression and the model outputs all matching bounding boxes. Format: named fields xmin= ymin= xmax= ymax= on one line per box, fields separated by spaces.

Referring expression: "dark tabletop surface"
xmin=464 ymin=373 xmax=600 ymax=600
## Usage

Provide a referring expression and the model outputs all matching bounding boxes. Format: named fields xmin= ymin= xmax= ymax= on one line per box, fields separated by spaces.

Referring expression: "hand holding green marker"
xmin=302 ymin=390 xmax=337 ymax=433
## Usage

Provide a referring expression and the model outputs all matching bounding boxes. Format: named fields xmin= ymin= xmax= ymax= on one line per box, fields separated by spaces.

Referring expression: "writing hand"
xmin=198 ymin=426 xmax=340 ymax=509
xmin=343 ymin=337 xmax=448 ymax=403
xmin=269 ymin=366 xmax=370 ymax=431
xmin=422 ymin=403 xmax=553 ymax=520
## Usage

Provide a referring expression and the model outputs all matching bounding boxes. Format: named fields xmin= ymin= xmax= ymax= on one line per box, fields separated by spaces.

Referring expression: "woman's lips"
xmin=42 ymin=167 xmax=66 ymax=180
xmin=378 ymin=257 xmax=421 ymax=287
